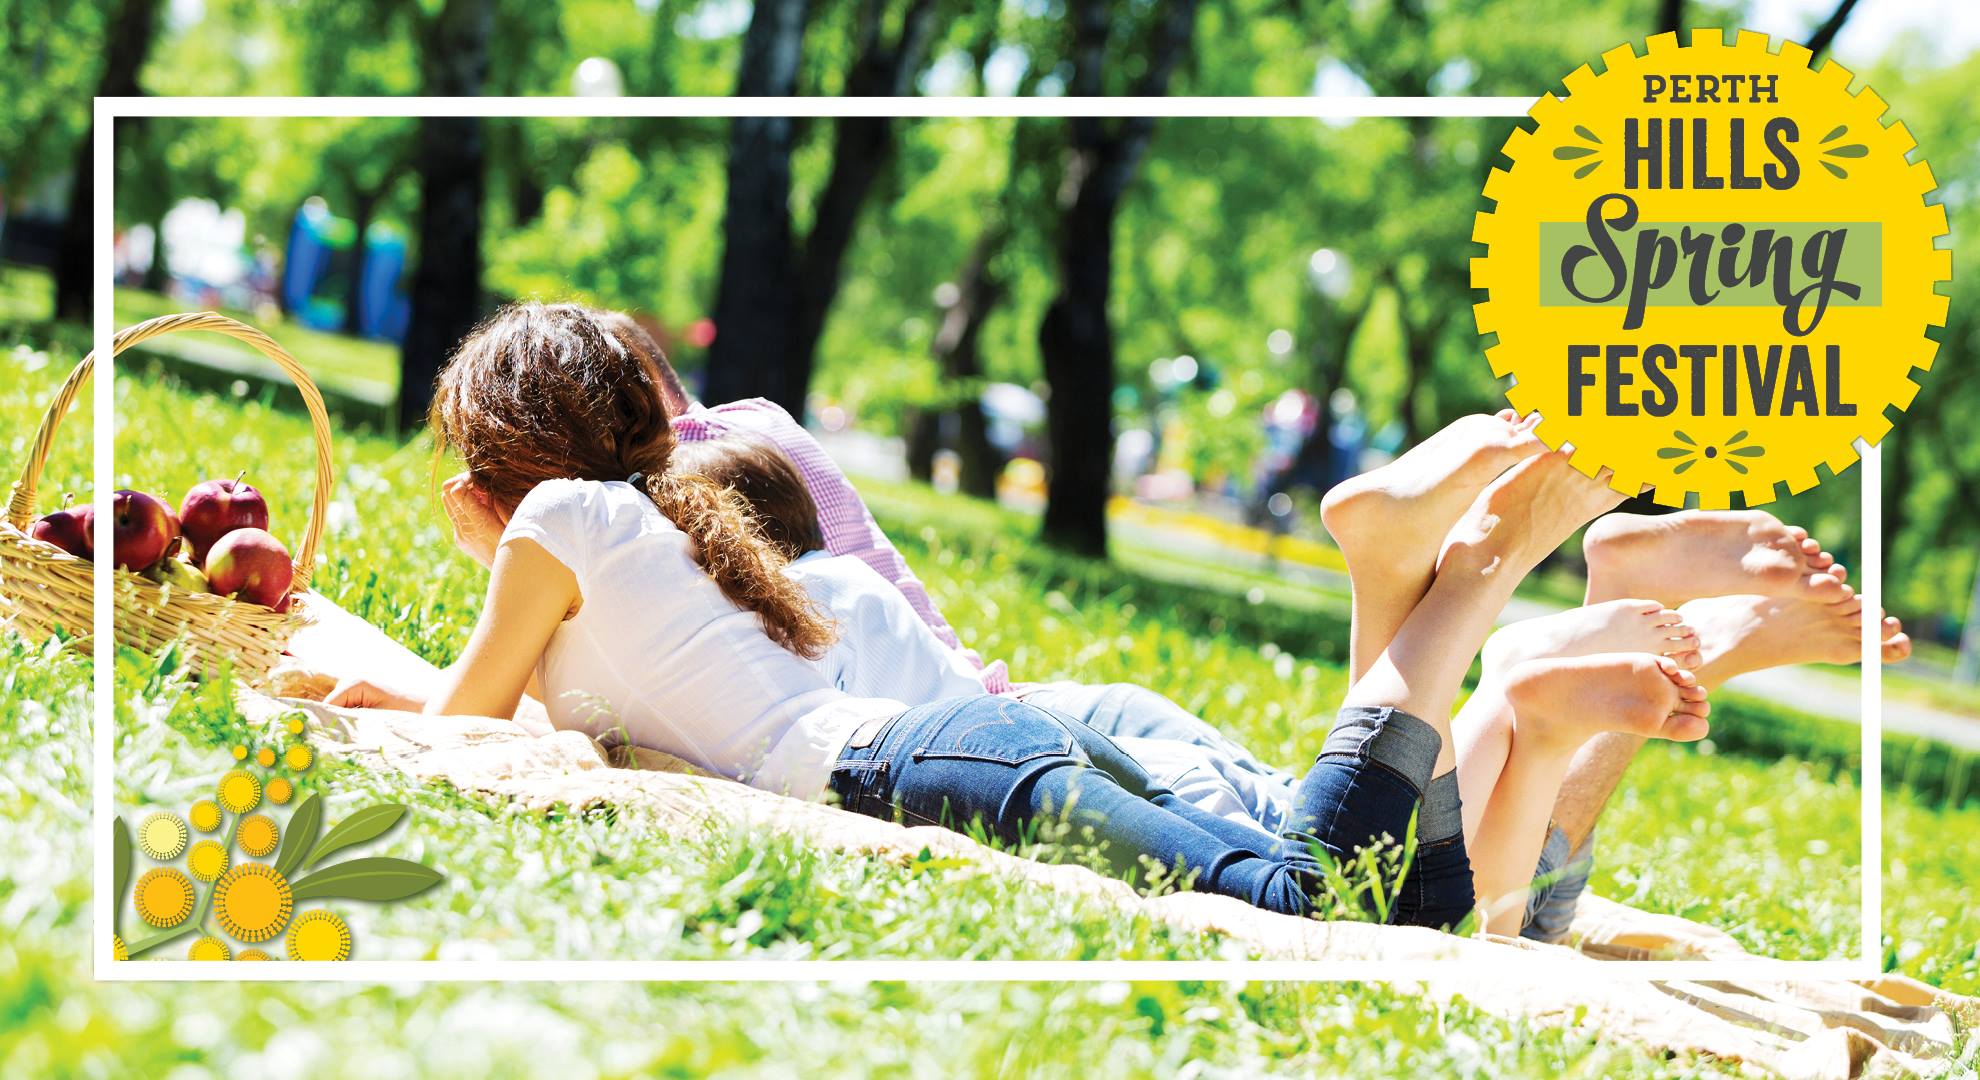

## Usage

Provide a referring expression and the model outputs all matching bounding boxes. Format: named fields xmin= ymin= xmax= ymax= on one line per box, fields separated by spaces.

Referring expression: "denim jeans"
xmin=829 ymin=695 xmax=1472 ymax=927
xmin=1523 ymin=827 xmax=1596 ymax=942
xmin=1026 ymin=681 xmax=1586 ymax=935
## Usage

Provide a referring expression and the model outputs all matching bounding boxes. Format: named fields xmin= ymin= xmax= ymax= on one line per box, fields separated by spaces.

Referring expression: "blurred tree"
xmin=1038 ymin=0 xmax=1200 ymax=555
xmin=0 ymin=0 xmax=109 ymax=228
xmin=399 ymin=0 xmax=496 ymax=429
xmin=53 ymin=0 xmax=161 ymax=320
xmin=706 ymin=0 xmax=944 ymax=414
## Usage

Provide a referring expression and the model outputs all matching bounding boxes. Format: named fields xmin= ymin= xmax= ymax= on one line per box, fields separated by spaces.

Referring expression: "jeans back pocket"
xmin=911 ymin=698 xmax=1076 ymax=766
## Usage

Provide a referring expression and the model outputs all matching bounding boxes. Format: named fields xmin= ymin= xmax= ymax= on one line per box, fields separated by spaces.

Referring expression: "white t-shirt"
xmin=785 ymin=551 xmax=988 ymax=706
xmin=500 ymin=479 xmax=904 ymax=799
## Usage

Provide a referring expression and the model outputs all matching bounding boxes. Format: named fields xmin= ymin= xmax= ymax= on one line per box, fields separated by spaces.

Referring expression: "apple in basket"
xmin=179 ymin=472 xmax=269 ymax=564
xmin=141 ymin=537 xmax=209 ymax=593
xmin=204 ymin=527 xmax=293 ymax=610
xmin=29 ymin=502 xmax=94 ymax=560
xmin=112 ymin=490 xmax=177 ymax=571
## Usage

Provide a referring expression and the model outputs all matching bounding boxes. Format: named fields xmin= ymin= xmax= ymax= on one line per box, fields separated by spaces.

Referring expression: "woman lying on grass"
xmin=331 ymin=302 xmax=1724 ymax=929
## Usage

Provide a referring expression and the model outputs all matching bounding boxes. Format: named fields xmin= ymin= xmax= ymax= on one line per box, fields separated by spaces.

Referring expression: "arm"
xmin=424 ymin=537 xmax=577 ymax=720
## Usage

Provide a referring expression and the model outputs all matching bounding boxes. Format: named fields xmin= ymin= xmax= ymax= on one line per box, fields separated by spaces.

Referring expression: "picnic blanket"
xmin=260 ymin=596 xmax=1974 ymax=1079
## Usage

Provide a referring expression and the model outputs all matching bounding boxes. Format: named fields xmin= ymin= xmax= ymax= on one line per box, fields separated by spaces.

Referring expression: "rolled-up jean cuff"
xmin=1523 ymin=826 xmax=1595 ymax=941
xmin=1417 ymin=771 xmax=1463 ymax=843
xmin=1318 ymin=706 xmax=1442 ymax=797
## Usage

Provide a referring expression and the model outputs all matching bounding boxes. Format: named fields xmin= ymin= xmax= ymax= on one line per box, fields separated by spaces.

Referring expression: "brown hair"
xmin=591 ymin=308 xmax=692 ymax=415
xmin=432 ymin=302 xmax=833 ymax=659
xmin=668 ymin=433 xmax=826 ymax=562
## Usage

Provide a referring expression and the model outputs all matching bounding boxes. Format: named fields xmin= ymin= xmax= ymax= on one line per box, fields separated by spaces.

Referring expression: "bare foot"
xmin=1325 ymin=411 xmax=1548 ymax=680
xmin=1439 ymin=451 xmax=1629 ymax=580
xmin=1484 ymin=599 xmax=1701 ymax=675
xmin=1681 ymin=592 xmax=1912 ymax=688
xmin=1504 ymin=653 xmax=1712 ymax=748
xmin=1321 ymin=411 xmax=1544 ymax=587
xmin=1583 ymin=510 xmax=1848 ymax=607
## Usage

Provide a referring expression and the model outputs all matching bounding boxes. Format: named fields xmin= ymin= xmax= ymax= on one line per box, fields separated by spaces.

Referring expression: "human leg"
xmin=1293 ymin=452 xmax=1628 ymax=927
xmin=829 ymin=696 xmax=1325 ymax=916
xmin=1320 ymin=411 xmax=1544 ymax=684
xmin=1469 ymin=653 xmax=1708 ymax=934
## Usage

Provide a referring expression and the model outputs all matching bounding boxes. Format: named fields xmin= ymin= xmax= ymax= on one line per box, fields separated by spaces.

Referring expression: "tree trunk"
xmin=139 ymin=208 xmax=169 ymax=293
xmin=1038 ymin=0 xmax=1197 ymax=556
xmin=1657 ymin=0 xmax=1683 ymax=35
xmin=345 ymin=189 xmax=378 ymax=336
xmin=704 ymin=0 xmax=808 ymax=410
xmin=784 ymin=0 xmax=939 ymax=403
xmin=54 ymin=0 xmax=162 ymax=321
xmin=932 ymin=227 xmax=1007 ymax=499
xmin=398 ymin=0 xmax=493 ymax=430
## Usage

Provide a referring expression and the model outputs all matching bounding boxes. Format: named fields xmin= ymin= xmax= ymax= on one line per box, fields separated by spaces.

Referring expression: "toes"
xmin=1827 ymin=562 xmax=1847 ymax=583
xmin=1831 ymin=593 xmax=1864 ymax=617
xmin=1884 ymin=633 xmax=1912 ymax=662
xmin=1661 ymin=712 xmax=1711 ymax=742
xmin=1785 ymin=525 xmax=1809 ymax=543
xmin=1802 ymin=572 xmax=1851 ymax=602
xmin=1653 ymin=656 xmax=1699 ymax=687
xmin=1673 ymin=649 xmax=1705 ymax=669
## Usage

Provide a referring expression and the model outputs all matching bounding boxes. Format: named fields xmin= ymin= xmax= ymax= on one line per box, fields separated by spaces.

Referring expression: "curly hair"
xmin=667 ymin=432 xmax=825 ymax=563
xmin=430 ymin=302 xmax=834 ymax=659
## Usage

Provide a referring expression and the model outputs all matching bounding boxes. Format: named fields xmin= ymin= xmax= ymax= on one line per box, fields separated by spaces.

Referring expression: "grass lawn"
xmin=3 ymin=334 xmax=1975 ymax=1074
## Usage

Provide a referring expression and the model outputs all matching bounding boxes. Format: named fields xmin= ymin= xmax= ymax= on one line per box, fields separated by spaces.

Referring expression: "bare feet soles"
xmin=1321 ymin=411 xmax=1545 ymax=590
xmin=1440 ymin=450 xmax=1629 ymax=579
xmin=1584 ymin=510 xmax=1848 ymax=607
xmin=1484 ymin=599 xmax=1702 ymax=674
xmin=1681 ymin=592 xmax=1912 ymax=687
xmin=1504 ymin=653 xmax=1712 ymax=747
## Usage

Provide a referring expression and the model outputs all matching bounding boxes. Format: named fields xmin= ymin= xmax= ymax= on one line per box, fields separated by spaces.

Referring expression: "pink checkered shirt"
xmin=673 ymin=398 xmax=1013 ymax=695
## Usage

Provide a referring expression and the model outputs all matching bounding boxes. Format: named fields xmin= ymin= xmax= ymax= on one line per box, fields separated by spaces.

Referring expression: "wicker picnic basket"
xmin=0 ymin=312 xmax=333 ymax=681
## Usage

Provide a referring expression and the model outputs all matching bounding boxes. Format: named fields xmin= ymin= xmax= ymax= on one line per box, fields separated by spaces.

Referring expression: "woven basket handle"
xmin=6 ymin=313 xmax=336 ymax=591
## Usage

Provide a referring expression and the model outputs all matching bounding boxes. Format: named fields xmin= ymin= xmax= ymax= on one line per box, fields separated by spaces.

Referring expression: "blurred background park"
xmin=2 ymin=0 xmax=1979 ymax=1072
xmin=4 ymin=0 xmax=1976 ymax=722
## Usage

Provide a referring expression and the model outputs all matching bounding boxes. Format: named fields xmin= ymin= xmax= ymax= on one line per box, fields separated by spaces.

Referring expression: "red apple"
xmin=203 ymin=527 xmax=293 ymax=609
xmin=112 ymin=490 xmax=176 ymax=572
xmin=179 ymin=472 xmax=270 ymax=564
xmin=29 ymin=504 xmax=95 ymax=560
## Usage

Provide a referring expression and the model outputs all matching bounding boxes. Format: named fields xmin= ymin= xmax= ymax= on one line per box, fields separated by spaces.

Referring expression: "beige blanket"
xmin=260 ymin=596 xmax=1973 ymax=1079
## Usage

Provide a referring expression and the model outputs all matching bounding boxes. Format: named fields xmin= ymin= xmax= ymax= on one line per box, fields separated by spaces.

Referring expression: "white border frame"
xmin=92 ymin=94 xmax=1884 ymax=982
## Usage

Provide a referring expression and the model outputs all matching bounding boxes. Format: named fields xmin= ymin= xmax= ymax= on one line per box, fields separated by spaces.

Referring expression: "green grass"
xmin=3 ymin=341 xmax=1975 ymax=1075
xmin=111 ymin=282 xmax=401 ymax=399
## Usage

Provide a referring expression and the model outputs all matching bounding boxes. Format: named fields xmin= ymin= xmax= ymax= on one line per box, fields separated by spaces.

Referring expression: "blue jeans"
xmin=828 ymin=695 xmax=1473 ymax=927
xmin=1025 ymin=681 xmax=1590 ymax=938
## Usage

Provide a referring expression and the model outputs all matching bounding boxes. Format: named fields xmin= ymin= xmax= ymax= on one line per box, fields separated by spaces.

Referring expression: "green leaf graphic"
xmin=112 ymin=817 xmax=132 ymax=936
xmin=1826 ymin=143 xmax=1869 ymax=158
xmin=1657 ymin=447 xmax=1693 ymax=459
xmin=1573 ymin=160 xmax=1600 ymax=179
xmin=305 ymin=804 xmax=406 ymax=869
xmin=290 ymin=857 xmax=444 ymax=902
xmin=276 ymin=793 xmax=324 ymax=877
xmin=1572 ymin=124 xmax=1602 ymax=144
xmin=1553 ymin=145 xmax=1596 ymax=159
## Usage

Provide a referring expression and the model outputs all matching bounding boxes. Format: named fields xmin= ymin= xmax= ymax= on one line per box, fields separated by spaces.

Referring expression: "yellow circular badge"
xmin=1473 ymin=29 xmax=1950 ymax=508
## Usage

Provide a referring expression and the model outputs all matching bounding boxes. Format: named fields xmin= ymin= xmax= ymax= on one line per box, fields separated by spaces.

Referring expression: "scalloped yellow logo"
xmin=1473 ymin=29 xmax=1951 ymax=508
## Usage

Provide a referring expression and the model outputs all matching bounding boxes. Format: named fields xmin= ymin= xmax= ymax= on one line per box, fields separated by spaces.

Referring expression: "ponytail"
xmin=643 ymin=469 xmax=836 ymax=660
